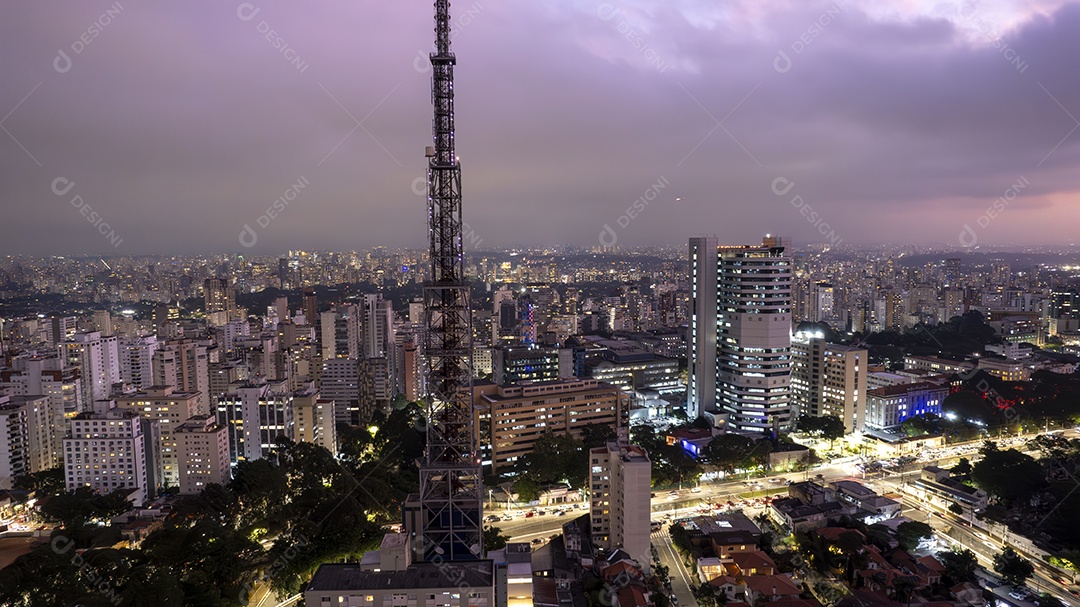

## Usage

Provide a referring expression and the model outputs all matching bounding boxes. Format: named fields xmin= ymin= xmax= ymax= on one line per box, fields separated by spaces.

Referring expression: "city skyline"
xmin=3 ymin=1 xmax=1080 ymax=254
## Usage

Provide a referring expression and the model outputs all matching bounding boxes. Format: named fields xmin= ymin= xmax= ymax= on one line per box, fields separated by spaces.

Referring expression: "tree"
xmin=896 ymin=521 xmax=933 ymax=551
xmin=948 ymin=503 xmax=964 ymax=516
xmin=514 ymin=432 xmax=587 ymax=489
xmin=938 ymin=548 xmax=978 ymax=583
xmin=13 ymin=467 xmax=66 ymax=495
xmin=483 ymin=525 xmax=509 ymax=552
xmin=972 ymin=448 xmax=1044 ymax=505
xmin=951 ymin=458 xmax=973 ymax=478
xmin=581 ymin=423 xmax=617 ymax=449
xmin=797 ymin=415 xmax=846 ymax=448
xmin=994 ymin=547 xmax=1034 ymax=587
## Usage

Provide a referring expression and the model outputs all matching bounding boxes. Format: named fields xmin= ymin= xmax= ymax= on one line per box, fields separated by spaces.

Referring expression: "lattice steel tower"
xmin=419 ymin=0 xmax=483 ymax=562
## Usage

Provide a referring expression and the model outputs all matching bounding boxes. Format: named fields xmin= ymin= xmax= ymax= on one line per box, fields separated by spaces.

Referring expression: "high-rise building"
xmin=292 ymin=389 xmax=337 ymax=454
xmin=204 ymin=278 xmax=235 ymax=323
xmin=474 ymin=378 xmax=627 ymax=474
xmin=114 ymin=386 xmax=202 ymax=488
xmin=64 ymin=408 xmax=160 ymax=505
xmin=62 ymin=331 xmax=121 ymax=411
xmin=491 ymin=344 xmax=559 ymax=385
xmin=174 ymin=414 xmax=231 ymax=495
xmin=0 ymin=395 xmax=52 ymax=489
xmin=152 ymin=341 xmax=210 ymax=414
xmin=302 ymin=287 xmax=318 ymax=328
xmin=0 ymin=356 xmax=82 ymax=466
xmin=119 ymin=335 xmax=160 ymax=389
xmin=91 ymin=310 xmax=113 ymax=337
xmin=320 ymin=358 xmax=360 ymax=426
xmin=362 ymin=293 xmax=394 ymax=359
xmin=689 ymin=236 xmax=792 ymax=431
xmin=590 ymin=441 xmax=651 ymax=570
xmin=47 ymin=316 xmax=78 ymax=346
xmin=215 ymin=381 xmax=293 ymax=464
xmin=820 ymin=344 xmax=868 ymax=433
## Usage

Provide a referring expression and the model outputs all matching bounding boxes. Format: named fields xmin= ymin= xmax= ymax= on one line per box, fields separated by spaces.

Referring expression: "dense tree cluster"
xmin=0 ymin=405 xmax=426 ymax=606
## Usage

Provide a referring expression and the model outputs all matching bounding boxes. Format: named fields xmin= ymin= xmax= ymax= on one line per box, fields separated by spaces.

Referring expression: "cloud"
xmin=1 ymin=0 xmax=1079 ymax=254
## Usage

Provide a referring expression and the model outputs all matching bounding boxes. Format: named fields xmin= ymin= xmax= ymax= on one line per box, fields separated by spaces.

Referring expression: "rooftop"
xmin=307 ymin=560 xmax=494 ymax=592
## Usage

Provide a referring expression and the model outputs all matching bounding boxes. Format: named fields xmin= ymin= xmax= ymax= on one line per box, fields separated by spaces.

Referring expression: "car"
xmin=525 ymin=512 xmax=535 ymax=518
xmin=485 ymin=515 xmax=500 ymax=522
xmin=557 ymin=511 xmax=566 ymax=516
xmin=532 ymin=538 xmax=543 ymax=544
xmin=670 ymin=596 xmax=679 ymax=605
xmin=691 ymin=487 xmax=702 ymax=493
xmin=1008 ymin=591 xmax=1025 ymax=601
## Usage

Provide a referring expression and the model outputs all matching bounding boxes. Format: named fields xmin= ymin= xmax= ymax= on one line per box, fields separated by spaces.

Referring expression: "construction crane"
xmin=419 ymin=0 xmax=483 ymax=562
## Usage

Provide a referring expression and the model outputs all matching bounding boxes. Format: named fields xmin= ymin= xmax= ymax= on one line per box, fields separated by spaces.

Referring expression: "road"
xmin=653 ymin=526 xmax=697 ymax=607
xmin=492 ymin=429 xmax=1068 ymax=607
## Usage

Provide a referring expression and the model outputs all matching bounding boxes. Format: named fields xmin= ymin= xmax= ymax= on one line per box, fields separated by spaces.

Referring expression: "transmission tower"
xmin=419 ymin=0 xmax=483 ymax=562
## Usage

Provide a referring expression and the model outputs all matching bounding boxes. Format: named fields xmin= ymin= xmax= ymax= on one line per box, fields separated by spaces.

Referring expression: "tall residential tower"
xmin=689 ymin=236 xmax=792 ymax=432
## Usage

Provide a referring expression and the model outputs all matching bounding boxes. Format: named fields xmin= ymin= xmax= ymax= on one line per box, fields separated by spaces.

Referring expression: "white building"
xmin=119 ymin=335 xmax=160 ymax=389
xmin=175 ymin=414 xmax=231 ymax=495
xmin=792 ymin=332 xmax=868 ymax=433
xmin=64 ymin=408 xmax=160 ymax=505
xmin=0 ymin=356 xmax=82 ymax=467
xmin=62 ymin=331 xmax=121 ymax=411
xmin=590 ymin=441 xmax=651 ymax=570
xmin=216 ymin=380 xmax=294 ymax=464
xmin=0 ymin=395 xmax=52 ymax=489
xmin=864 ymin=382 xmax=948 ymax=431
xmin=689 ymin=236 xmax=792 ymax=430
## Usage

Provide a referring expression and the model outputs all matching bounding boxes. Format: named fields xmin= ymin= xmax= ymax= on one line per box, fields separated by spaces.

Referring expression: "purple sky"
xmin=2 ymin=0 xmax=1079 ymax=255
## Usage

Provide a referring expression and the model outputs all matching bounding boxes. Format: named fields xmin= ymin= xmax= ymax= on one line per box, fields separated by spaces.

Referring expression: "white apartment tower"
xmin=62 ymin=331 xmax=121 ymax=411
xmin=0 ymin=395 xmax=52 ymax=489
xmin=689 ymin=236 xmax=793 ymax=431
xmin=590 ymin=441 xmax=651 ymax=570
xmin=64 ymin=408 xmax=160 ymax=505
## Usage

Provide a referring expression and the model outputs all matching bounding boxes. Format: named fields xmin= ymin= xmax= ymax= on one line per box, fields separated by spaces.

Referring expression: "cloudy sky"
xmin=1 ymin=0 xmax=1078 ymax=255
